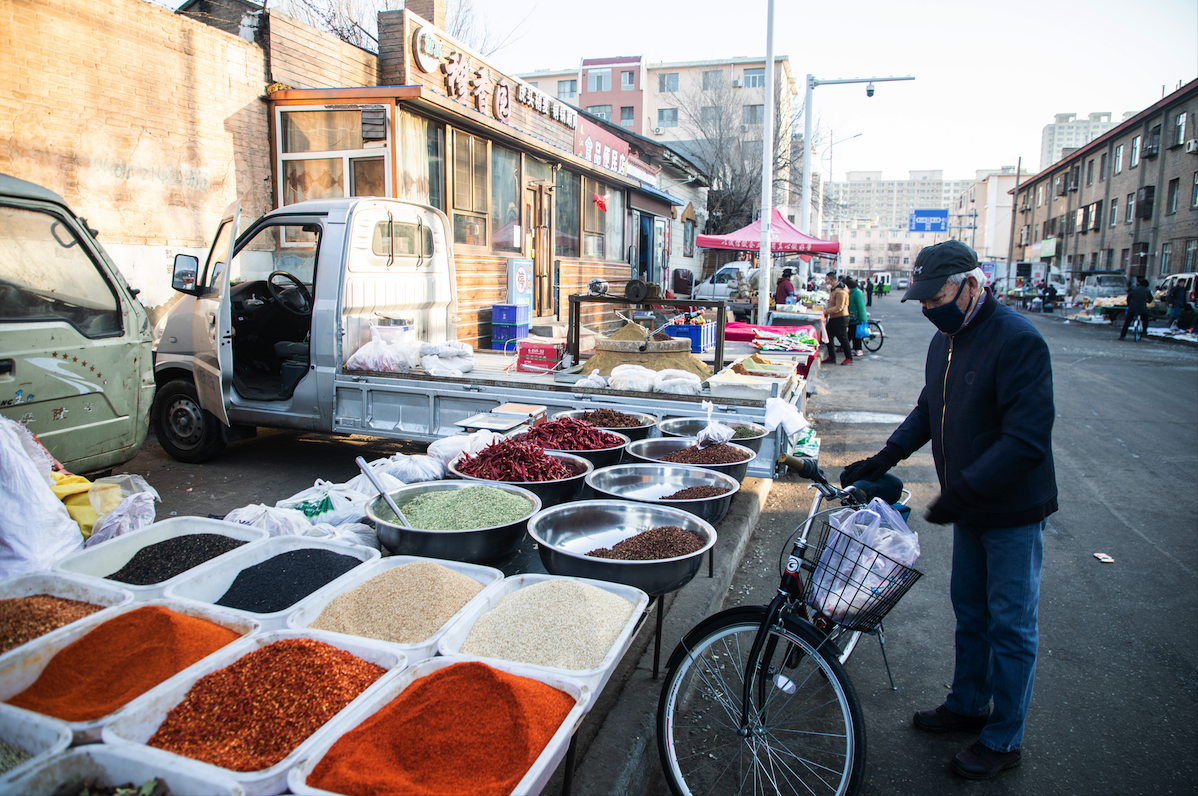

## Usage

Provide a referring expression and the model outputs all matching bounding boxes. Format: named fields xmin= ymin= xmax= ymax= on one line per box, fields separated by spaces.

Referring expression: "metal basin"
xmin=527 ymin=500 xmax=717 ymax=596
xmin=448 ymin=451 xmax=593 ymax=508
xmin=366 ymin=480 xmax=542 ymax=562
xmin=509 ymin=428 xmax=630 ymax=470
xmin=552 ymin=409 xmax=658 ymax=442
xmin=586 ymin=464 xmax=739 ymax=525
xmin=658 ymin=417 xmax=768 ymax=455
xmin=625 ymin=437 xmax=756 ymax=483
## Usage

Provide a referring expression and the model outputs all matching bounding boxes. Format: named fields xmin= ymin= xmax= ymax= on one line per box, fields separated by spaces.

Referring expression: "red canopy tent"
xmin=695 ymin=208 xmax=840 ymax=254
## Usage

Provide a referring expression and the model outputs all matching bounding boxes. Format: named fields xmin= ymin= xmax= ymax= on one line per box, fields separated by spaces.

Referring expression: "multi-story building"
xmin=948 ymin=166 xmax=1033 ymax=262
xmin=520 ymin=57 xmax=647 ymax=131
xmin=830 ymin=218 xmax=942 ymax=283
xmin=824 ymin=170 xmax=974 ymax=235
xmin=1013 ymin=80 xmax=1197 ymax=289
xmin=1040 ymin=112 xmax=1133 ymax=172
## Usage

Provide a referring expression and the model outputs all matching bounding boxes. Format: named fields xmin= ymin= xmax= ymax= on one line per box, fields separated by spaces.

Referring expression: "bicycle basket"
xmin=801 ymin=509 xmax=922 ymax=632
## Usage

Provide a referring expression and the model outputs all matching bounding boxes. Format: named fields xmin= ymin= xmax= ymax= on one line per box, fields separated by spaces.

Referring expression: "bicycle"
xmin=656 ymin=457 xmax=921 ymax=796
xmin=1131 ymin=313 xmax=1144 ymax=342
xmin=862 ymin=320 xmax=884 ymax=353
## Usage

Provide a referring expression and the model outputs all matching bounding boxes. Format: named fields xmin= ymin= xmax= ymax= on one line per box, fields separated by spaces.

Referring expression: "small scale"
xmin=454 ymin=402 xmax=548 ymax=433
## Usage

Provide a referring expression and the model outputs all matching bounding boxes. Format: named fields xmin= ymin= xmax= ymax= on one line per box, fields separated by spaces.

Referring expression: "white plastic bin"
xmin=0 ymin=572 xmax=133 ymax=666
xmin=436 ymin=573 xmax=648 ymax=708
xmin=286 ymin=556 xmax=503 ymax=661
xmin=0 ymin=599 xmax=259 ymax=745
xmin=102 ymin=628 xmax=406 ymax=796
xmin=53 ymin=517 xmax=269 ymax=601
xmin=0 ymin=744 xmax=246 ymax=796
xmin=287 ymin=656 xmax=589 ymax=796
xmin=0 ymin=703 xmax=71 ymax=788
xmin=163 ymin=536 xmax=380 ymax=631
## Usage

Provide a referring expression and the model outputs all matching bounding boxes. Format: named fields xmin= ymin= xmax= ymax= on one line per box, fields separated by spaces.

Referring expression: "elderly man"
xmin=840 ymin=240 xmax=1057 ymax=780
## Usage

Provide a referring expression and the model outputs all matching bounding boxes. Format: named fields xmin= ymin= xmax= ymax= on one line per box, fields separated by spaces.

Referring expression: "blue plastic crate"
xmin=665 ymin=323 xmax=716 ymax=353
xmin=492 ymin=303 xmax=530 ymax=325
xmin=492 ymin=323 xmax=530 ymax=345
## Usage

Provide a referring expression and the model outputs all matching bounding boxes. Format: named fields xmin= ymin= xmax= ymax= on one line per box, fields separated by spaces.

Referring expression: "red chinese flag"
xmin=594 ymin=193 xmax=609 ymax=212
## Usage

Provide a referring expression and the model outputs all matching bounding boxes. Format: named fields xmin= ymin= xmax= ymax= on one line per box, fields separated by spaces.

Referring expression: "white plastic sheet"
xmin=86 ymin=492 xmax=158 ymax=548
xmin=223 ymin=503 xmax=314 ymax=536
xmin=0 ymin=418 xmax=83 ymax=577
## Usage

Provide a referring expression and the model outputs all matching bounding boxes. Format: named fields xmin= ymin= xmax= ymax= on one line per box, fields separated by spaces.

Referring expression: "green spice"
xmin=382 ymin=486 xmax=533 ymax=530
xmin=0 ymin=738 xmax=32 ymax=775
xmin=732 ymin=425 xmax=762 ymax=439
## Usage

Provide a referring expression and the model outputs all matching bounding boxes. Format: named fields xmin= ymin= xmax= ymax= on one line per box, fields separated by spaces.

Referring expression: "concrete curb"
xmin=566 ymin=475 xmax=773 ymax=796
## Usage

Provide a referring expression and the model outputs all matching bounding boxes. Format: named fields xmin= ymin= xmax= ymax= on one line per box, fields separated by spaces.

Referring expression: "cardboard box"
xmin=518 ymin=340 xmax=565 ymax=360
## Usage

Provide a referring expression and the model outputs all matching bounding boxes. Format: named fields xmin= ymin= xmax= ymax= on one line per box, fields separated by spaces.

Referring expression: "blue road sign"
xmin=909 ymin=209 xmax=948 ymax=233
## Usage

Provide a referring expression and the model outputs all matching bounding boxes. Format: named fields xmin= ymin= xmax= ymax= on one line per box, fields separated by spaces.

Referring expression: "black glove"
xmin=839 ymin=448 xmax=899 ymax=487
xmin=924 ymin=489 xmax=965 ymax=525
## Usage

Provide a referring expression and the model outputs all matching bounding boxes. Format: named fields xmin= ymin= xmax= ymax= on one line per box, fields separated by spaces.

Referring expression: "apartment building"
xmin=830 ymin=218 xmax=942 ymax=282
xmin=947 ymin=166 xmax=1032 ymax=262
xmin=1014 ymin=80 xmax=1197 ymax=287
xmin=1040 ymin=111 xmax=1133 ymax=172
xmin=519 ymin=57 xmax=647 ymax=131
xmin=824 ymin=170 xmax=973 ymax=235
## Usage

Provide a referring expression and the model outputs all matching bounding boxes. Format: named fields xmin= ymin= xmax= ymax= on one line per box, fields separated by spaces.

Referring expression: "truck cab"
xmin=152 ymin=197 xmax=456 ymax=462
xmin=0 ymin=174 xmax=155 ymax=474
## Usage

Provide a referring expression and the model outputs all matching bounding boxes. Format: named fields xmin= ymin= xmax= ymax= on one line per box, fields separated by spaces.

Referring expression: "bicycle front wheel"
xmin=1133 ymin=320 xmax=1143 ymax=342
xmin=657 ymin=607 xmax=867 ymax=796
xmin=863 ymin=321 xmax=884 ymax=352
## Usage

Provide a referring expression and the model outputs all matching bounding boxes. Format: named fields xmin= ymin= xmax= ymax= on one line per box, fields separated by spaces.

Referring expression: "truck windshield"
xmin=0 ymin=204 xmax=121 ymax=337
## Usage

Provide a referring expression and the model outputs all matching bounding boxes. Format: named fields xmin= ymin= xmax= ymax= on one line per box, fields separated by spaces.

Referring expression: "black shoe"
xmin=951 ymin=741 xmax=1022 ymax=780
xmin=913 ymin=704 xmax=989 ymax=734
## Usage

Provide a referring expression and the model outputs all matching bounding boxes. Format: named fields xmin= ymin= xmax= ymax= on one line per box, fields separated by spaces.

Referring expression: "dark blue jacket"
xmin=883 ymin=291 xmax=1058 ymax=528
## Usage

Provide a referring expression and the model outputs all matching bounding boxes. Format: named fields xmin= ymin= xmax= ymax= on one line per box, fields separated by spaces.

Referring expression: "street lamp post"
xmin=800 ymin=74 xmax=915 ymax=235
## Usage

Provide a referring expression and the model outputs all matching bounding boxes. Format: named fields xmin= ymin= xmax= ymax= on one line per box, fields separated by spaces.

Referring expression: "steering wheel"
xmin=266 ymin=271 xmax=312 ymax=316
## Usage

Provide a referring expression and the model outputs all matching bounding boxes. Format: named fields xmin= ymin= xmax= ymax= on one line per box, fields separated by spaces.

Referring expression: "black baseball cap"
xmin=781 ymin=269 xmax=793 ymax=277
xmin=902 ymin=240 xmax=979 ymax=302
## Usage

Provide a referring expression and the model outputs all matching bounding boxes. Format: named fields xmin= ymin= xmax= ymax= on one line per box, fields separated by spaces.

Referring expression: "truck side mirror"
xmin=172 ymin=253 xmax=200 ymax=293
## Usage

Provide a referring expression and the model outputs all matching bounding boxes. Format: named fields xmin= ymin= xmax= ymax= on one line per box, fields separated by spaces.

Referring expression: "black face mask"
xmin=922 ymin=279 xmax=972 ymax=334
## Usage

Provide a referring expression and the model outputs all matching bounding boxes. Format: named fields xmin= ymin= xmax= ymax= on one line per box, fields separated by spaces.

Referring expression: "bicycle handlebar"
xmin=777 ymin=453 xmax=871 ymax=506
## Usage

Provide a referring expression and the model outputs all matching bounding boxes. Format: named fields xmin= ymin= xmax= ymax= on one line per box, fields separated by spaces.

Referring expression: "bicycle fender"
xmin=662 ymin=606 xmax=770 ymax=673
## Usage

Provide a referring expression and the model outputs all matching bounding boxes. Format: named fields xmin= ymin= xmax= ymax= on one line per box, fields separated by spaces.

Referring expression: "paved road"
xmin=679 ymin=297 xmax=1198 ymax=795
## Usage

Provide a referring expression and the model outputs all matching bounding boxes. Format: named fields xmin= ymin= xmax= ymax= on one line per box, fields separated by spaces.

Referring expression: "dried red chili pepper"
xmin=456 ymin=438 xmax=572 ymax=482
xmin=523 ymin=418 xmax=624 ymax=451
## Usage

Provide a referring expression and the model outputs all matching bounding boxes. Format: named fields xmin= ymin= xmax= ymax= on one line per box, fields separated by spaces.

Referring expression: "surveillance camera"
xmin=866 ymin=83 xmax=875 ymax=97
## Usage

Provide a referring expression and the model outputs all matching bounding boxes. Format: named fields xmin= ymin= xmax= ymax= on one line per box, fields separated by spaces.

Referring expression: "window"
xmin=744 ymin=68 xmax=765 ymax=88
xmin=701 ymin=106 xmax=719 ymax=126
xmin=657 ymin=108 xmax=678 ymax=128
xmin=587 ymin=68 xmax=611 ymax=92
xmin=658 ymin=73 xmax=678 ymax=93
xmin=490 ymin=144 xmax=520 ymax=253
xmin=1130 ymin=135 xmax=1140 ymax=167
xmin=1193 ymin=172 xmax=1198 ymax=208
xmin=1114 ymin=144 xmax=1123 ymax=173
xmin=1160 ymin=243 xmax=1172 ymax=276
xmin=621 ymin=70 xmax=635 ymax=90
xmin=620 ymin=106 xmax=634 ymax=127
xmin=1126 ymin=193 xmax=1134 ymax=223
xmin=1099 ymin=152 xmax=1107 ymax=181
xmin=702 ymin=71 xmax=724 ymax=90
xmin=1174 ymin=112 xmax=1188 ymax=146
xmin=557 ymin=79 xmax=577 ymax=99
xmin=1106 ymin=249 xmax=1115 ymax=269
xmin=582 ymin=177 xmax=608 ymax=259
xmin=743 ymin=104 xmax=764 ymax=125
xmin=683 ymin=219 xmax=695 ymax=258
xmin=1121 ymin=248 xmax=1130 ymax=269
xmin=849 ymin=256 xmax=855 ymax=264
xmin=1036 ymin=185 xmax=1043 ymax=207
xmin=1109 ymin=198 xmax=1118 ymax=227
xmin=1185 ymin=240 xmax=1198 ymax=271
xmin=1167 ymin=178 xmax=1180 ymax=214
xmin=452 ymin=130 xmax=488 ymax=247
xmin=0 ymin=204 xmax=121 ymax=337
xmin=279 ymin=108 xmax=390 ymax=207
xmin=554 ymin=170 xmax=580 ymax=257
xmin=586 ymin=105 xmax=612 ymax=121
xmin=395 ymin=110 xmax=444 ymax=211
xmin=1086 ymin=159 xmax=1094 ymax=186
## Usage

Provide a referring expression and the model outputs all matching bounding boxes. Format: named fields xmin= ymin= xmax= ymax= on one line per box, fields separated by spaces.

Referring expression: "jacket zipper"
xmin=940 ymin=337 xmax=953 ymax=483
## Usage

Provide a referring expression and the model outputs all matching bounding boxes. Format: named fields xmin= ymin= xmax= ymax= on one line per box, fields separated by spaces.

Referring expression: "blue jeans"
xmin=944 ymin=520 xmax=1044 ymax=753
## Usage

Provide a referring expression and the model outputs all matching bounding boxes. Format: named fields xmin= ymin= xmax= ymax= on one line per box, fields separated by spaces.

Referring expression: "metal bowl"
xmin=586 ymin=463 xmax=739 ymax=525
xmin=448 ymin=451 xmax=593 ymax=508
xmin=366 ymin=480 xmax=542 ymax=562
xmin=551 ymin=409 xmax=658 ymax=442
xmin=625 ymin=437 xmax=756 ymax=483
xmin=509 ymin=427 xmax=630 ymax=470
xmin=658 ymin=417 xmax=769 ymax=455
xmin=527 ymin=500 xmax=717 ymax=596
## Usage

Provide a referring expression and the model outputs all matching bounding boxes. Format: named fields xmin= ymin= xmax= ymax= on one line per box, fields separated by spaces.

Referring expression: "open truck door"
xmin=190 ymin=201 xmax=239 ymax=427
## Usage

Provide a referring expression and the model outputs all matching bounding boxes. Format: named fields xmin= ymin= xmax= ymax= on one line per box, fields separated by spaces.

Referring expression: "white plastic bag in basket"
xmin=427 ymin=430 xmax=504 ymax=466
xmin=276 ymin=479 xmax=369 ymax=526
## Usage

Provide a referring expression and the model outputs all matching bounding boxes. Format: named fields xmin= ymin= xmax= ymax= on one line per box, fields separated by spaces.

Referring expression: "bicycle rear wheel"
xmin=1133 ymin=318 xmax=1143 ymax=342
xmin=657 ymin=607 xmax=866 ymax=796
xmin=863 ymin=321 xmax=883 ymax=352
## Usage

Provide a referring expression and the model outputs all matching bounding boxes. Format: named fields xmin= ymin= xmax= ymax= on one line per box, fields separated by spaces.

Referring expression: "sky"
xmin=472 ymin=0 xmax=1197 ymax=182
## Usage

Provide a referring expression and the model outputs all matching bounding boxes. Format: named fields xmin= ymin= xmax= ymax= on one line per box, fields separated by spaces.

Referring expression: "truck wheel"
xmin=152 ymin=379 xmax=226 ymax=463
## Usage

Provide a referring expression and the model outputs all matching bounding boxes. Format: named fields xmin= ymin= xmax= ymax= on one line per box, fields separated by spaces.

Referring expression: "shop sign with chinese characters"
xmin=411 ymin=25 xmax=576 ymax=131
xmin=573 ymin=117 xmax=628 ymax=177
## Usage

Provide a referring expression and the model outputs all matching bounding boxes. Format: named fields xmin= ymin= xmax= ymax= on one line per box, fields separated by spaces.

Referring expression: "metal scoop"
xmin=355 ymin=456 xmax=411 ymax=528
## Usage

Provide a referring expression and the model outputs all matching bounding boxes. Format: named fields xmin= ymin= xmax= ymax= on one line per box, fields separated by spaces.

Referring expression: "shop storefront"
xmin=267 ymin=10 xmax=658 ymax=348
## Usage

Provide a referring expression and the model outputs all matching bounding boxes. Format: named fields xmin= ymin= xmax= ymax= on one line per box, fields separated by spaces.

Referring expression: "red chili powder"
xmin=148 ymin=638 xmax=386 ymax=772
xmin=6 ymin=605 xmax=241 ymax=722
xmin=306 ymin=661 xmax=576 ymax=796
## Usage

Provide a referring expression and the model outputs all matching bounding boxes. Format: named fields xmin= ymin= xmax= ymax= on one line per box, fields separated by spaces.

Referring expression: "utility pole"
xmin=755 ymin=0 xmax=776 ymax=326
xmin=1006 ymin=158 xmax=1022 ymax=304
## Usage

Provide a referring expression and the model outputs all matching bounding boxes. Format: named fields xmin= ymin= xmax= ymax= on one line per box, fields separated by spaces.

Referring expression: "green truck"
xmin=0 ymin=174 xmax=155 ymax=474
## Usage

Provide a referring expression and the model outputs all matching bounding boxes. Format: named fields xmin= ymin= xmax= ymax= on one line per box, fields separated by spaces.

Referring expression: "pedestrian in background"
xmin=774 ymin=268 xmax=795 ymax=306
xmin=865 ymin=277 xmax=874 ymax=306
xmin=840 ymin=240 xmax=1056 ymax=781
xmin=1167 ymin=280 xmax=1185 ymax=332
xmin=845 ymin=276 xmax=867 ymax=357
xmin=1119 ymin=278 xmax=1153 ymax=340
xmin=821 ymin=273 xmax=853 ymax=365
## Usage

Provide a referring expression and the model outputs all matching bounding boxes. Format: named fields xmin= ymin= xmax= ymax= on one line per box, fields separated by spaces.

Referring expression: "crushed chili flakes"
xmin=148 ymin=637 xmax=386 ymax=772
xmin=0 ymin=594 xmax=105 ymax=655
